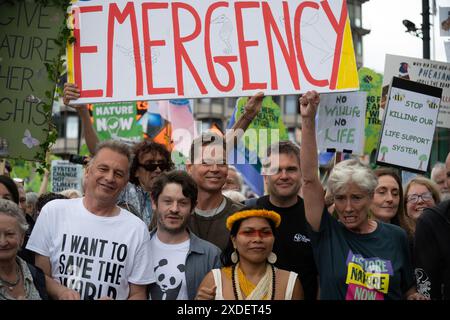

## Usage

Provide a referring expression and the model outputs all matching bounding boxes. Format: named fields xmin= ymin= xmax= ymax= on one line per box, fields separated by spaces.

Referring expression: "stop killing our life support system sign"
xmin=376 ymin=77 xmax=442 ymax=174
xmin=66 ymin=0 xmax=359 ymax=104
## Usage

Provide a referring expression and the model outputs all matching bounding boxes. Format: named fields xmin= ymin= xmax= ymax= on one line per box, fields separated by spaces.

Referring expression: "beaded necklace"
xmin=0 ymin=263 xmax=21 ymax=291
xmin=232 ymin=263 xmax=276 ymax=300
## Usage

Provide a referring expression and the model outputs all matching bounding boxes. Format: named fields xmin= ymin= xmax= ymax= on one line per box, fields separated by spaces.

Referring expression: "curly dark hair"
xmin=129 ymin=140 xmax=174 ymax=186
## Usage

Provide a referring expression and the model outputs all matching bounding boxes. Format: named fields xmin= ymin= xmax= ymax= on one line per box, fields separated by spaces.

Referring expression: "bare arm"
xmin=225 ymin=92 xmax=264 ymax=149
xmin=291 ymin=277 xmax=304 ymax=300
xmin=35 ymin=253 xmax=80 ymax=300
xmin=127 ymin=283 xmax=148 ymax=300
xmin=195 ymin=271 xmax=217 ymax=300
xmin=299 ymin=91 xmax=324 ymax=232
xmin=38 ymin=169 xmax=49 ymax=196
xmin=63 ymin=83 xmax=99 ymax=155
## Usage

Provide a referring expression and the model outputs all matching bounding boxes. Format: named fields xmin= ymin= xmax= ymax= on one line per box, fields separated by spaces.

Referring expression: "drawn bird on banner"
xmin=211 ymin=14 xmax=233 ymax=54
xmin=116 ymin=44 xmax=160 ymax=65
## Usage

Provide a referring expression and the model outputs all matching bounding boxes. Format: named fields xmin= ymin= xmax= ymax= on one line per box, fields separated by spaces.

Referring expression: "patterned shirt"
xmin=0 ymin=257 xmax=41 ymax=300
xmin=117 ymin=182 xmax=152 ymax=226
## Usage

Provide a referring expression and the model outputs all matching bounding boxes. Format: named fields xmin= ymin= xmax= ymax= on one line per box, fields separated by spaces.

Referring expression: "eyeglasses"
xmin=406 ymin=192 xmax=434 ymax=203
xmin=238 ymin=229 xmax=273 ymax=238
xmin=139 ymin=162 xmax=170 ymax=172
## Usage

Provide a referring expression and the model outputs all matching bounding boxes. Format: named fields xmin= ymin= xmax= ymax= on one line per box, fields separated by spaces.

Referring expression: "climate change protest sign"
xmin=51 ymin=160 xmax=83 ymax=193
xmin=67 ymin=0 xmax=359 ymax=104
xmin=377 ymin=77 xmax=442 ymax=173
xmin=0 ymin=1 xmax=63 ymax=161
xmin=381 ymin=54 xmax=450 ymax=129
xmin=92 ymin=101 xmax=144 ymax=142
xmin=317 ymin=91 xmax=366 ymax=155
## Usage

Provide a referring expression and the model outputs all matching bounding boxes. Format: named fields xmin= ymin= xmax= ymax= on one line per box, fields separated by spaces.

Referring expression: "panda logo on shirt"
xmin=149 ymin=259 xmax=186 ymax=300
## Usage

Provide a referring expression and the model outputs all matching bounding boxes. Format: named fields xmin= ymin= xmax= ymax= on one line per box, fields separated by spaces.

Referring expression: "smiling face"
xmin=0 ymin=214 xmax=24 ymax=262
xmin=333 ymin=182 xmax=372 ymax=232
xmin=84 ymin=148 xmax=129 ymax=204
xmin=232 ymin=217 xmax=274 ymax=264
xmin=405 ymin=183 xmax=436 ymax=220
xmin=264 ymin=153 xmax=302 ymax=203
xmin=187 ymin=146 xmax=228 ymax=193
xmin=371 ymin=175 xmax=400 ymax=223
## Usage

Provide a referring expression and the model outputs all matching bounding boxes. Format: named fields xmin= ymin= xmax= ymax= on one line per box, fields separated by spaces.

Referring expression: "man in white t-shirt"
xmin=148 ymin=170 xmax=221 ymax=300
xmin=27 ymin=141 xmax=155 ymax=300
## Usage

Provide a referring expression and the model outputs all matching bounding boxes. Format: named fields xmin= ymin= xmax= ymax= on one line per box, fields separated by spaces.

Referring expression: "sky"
xmin=362 ymin=0 xmax=448 ymax=73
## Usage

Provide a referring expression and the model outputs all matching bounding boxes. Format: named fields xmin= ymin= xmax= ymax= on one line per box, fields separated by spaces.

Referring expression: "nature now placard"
xmin=316 ymin=91 xmax=366 ymax=155
xmin=66 ymin=0 xmax=359 ymax=104
xmin=376 ymin=77 xmax=442 ymax=173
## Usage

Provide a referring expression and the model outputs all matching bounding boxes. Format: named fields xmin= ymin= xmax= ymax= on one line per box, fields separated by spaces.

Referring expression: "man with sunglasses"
xmin=414 ymin=152 xmax=450 ymax=300
xmin=118 ymin=140 xmax=174 ymax=226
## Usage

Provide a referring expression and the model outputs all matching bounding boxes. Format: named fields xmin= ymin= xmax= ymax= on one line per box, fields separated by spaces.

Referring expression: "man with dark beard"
xmin=148 ymin=171 xmax=220 ymax=300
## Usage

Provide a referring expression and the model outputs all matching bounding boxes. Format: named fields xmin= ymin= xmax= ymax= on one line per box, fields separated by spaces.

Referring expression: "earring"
xmin=268 ymin=252 xmax=277 ymax=264
xmin=231 ymin=250 xmax=239 ymax=264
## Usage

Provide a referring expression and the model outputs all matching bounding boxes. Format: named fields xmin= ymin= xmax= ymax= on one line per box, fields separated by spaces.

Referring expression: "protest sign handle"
xmin=0 ymin=159 xmax=5 ymax=175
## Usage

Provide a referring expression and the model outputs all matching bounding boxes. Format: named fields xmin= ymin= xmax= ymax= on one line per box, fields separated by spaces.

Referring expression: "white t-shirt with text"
xmin=27 ymin=198 xmax=155 ymax=300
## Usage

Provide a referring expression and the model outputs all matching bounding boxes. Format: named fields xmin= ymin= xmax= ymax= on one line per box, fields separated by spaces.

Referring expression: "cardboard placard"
xmin=381 ymin=54 xmax=450 ymax=129
xmin=67 ymin=0 xmax=359 ymax=103
xmin=0 ymin=2 xmax=64 ymax=161
xmin=376 ymin=77 xmax=442 ymax=173
xmin=51 ymin=160 xmax=83 ymax=193
xmin=317 ymin=91 xmax=366 ymax=155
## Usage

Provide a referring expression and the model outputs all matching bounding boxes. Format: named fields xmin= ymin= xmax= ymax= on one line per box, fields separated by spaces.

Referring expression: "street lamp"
xmin=402 ymin=0 xmax=430 ymax=59
xmin=402 ymin=19 xmax=422 ymax=38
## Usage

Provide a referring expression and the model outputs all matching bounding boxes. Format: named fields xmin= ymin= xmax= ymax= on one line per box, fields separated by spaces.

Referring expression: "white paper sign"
xmin=381 ymin=54 xmax=450 ymax=128
xmin=317 ymin=91 xmax=366 ymax=155
xmin=377 ymin=77 xmax=442 ymax=173
xmin=51 ymin=160 xmax=83 ymax=193
xmin=67 ymin=0 xmax=359 ymax=104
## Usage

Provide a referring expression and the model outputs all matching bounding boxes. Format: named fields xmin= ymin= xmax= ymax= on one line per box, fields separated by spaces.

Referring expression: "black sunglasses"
xmin=139 ymin=162 xmax=170 ymax=172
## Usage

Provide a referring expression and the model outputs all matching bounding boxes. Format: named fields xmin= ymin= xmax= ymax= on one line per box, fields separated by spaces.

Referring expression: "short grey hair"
xmin=0 ymin=199 xmax=28 ymax=234
xmin=26 ymin=192 xmax=39 ymax=205
xmin=228 ymin=166 xmax=243 ymax=189
xmin=91 ymin=140 xmax=132 ymax=171
xmin=94 ymin=140 xmax=131 ymax=161
xmin=431 ymin=162 xmax=446 ymax=181
xmin=327 ymin=159 xmax=378 ymax=196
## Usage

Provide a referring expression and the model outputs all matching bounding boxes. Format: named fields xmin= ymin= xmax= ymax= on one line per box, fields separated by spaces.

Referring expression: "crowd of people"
xmin=1 ymin=89 xmax=449 ymax=301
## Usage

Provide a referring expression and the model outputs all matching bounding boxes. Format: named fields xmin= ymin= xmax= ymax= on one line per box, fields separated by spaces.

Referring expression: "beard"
xmin=156 ymin=211 xmax=189 ymax=234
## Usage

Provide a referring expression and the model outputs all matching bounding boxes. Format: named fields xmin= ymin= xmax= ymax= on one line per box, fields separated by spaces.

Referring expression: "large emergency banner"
xmin=67 ymin=0 xmax=359 ymax=104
